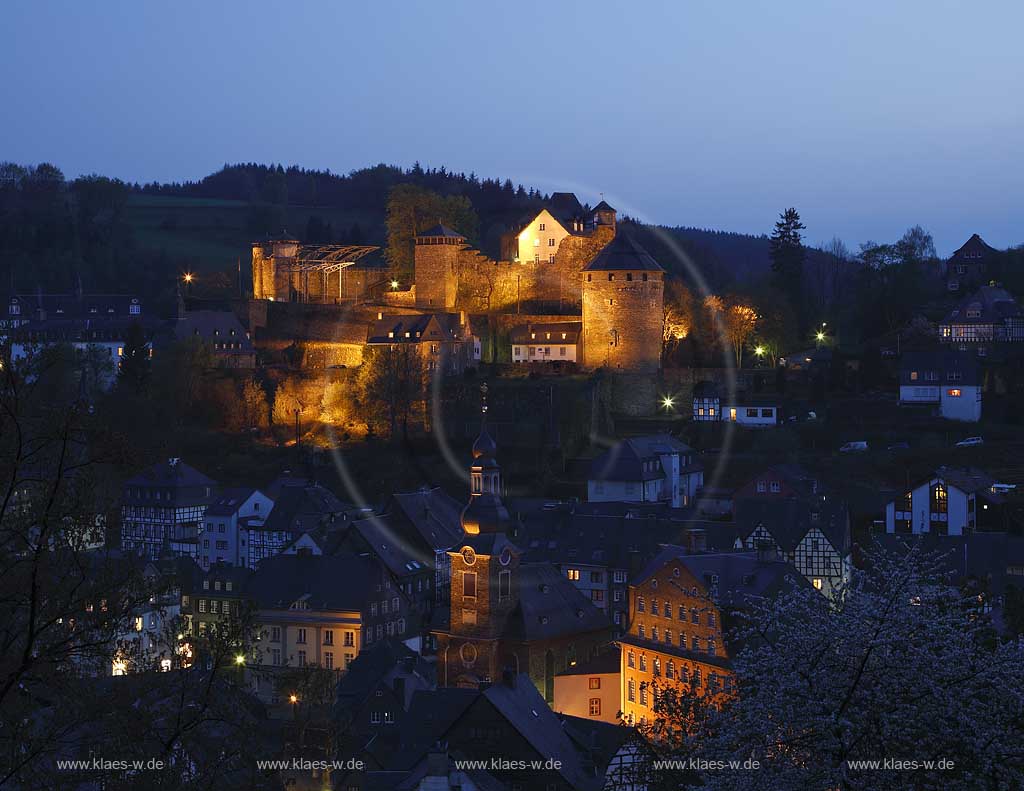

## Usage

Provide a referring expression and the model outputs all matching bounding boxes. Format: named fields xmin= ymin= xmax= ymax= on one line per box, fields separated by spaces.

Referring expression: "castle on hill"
xmin=249 ymin=194 xmax=666 ymax=380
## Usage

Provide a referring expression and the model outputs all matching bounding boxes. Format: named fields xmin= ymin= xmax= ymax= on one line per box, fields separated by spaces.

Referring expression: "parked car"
xmin=956 ymin=436 xmax=984 ymax=447
xmin=887 ymin=442 xmax=910 ymax=451
xmin=992 ymin=483 xmax=1017 ymax=495
xmin=840 ymin=441 xmax=869 ymax=453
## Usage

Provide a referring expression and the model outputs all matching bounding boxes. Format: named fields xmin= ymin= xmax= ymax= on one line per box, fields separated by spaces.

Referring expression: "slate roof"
xmin=246 ymin=553 xmax=377 ymax=611
xmin=633 ymin=547 xmax=806 ymax=603
xmin=504 ymin=562 xmax=611 ymax=642
xmin=509 ymin=321 xmax=582 ymax=344
xmin=735 ymin=497 xmax=849 ymax=555
xmin=415 ymin=224 xmax=465 ymax=240
xmin=174 ymin=310 xmax=254 ymax=356
xmin=942 ymin=285 xmax=1023 ymax=325
xmin=335 ymin=638 xmax=434 ymax=714
xmin=123 ymin=459 xmax=217 ymax=504
xmin=260 ymin=483 xmax=351 ymax=536
xmin=900 ymin=349 xmax=980 ymax=387
xmin=950 ymin=233 xmax=997 ymax=261
xmin=367 ymin=313 xmax=465 ymax=344
xmin=349 ymin=514 xmax=434 ymax=578
xmin=592 ymin=200 xmax=616 ymax=213
xmin=582 ymin=234 xmax=663 ymax=272
xmin=547 ymin=192 xmax=586 ymax=225
xmin=589 ymin=433 xmax=696 ymax=482
xmin=204 ymin=487 xmax=260 ymax=517
xmin=387 ymin=488 xmax=466 ymax=552
xmin=5 ymin=291 xmax=144 ymax=321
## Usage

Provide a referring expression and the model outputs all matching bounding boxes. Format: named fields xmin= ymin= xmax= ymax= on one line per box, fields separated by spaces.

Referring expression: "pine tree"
xmin=769 ymin=207 xmax=807 ymax=335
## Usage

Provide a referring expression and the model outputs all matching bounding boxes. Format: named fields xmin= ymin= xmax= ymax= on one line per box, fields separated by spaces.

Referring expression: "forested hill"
xmin=139 ymin=162 xmax=789 ymax=287
xmin=1 ymin=160 xmax=811 ymax=305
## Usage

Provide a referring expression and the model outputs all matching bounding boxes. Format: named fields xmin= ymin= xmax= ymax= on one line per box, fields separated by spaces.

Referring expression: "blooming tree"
xmin=631 ymin=542 xmax=1024 ymax=791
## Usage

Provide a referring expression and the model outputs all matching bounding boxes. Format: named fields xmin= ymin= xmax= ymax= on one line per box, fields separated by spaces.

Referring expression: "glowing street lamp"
xmin=754 ymin=345 xmax=765 ymax=357
xmin=289 ymin=694 xmax=298 ymax=705
xmin=662 ymin=395 xmax=675 ymax=411
xmin=390 ymin=280 xmax=400 ymax=290
xmin=183 ymin=272 xmax=194 ymax=284
xmin=234 ymin=654 xmax=246 ymax=666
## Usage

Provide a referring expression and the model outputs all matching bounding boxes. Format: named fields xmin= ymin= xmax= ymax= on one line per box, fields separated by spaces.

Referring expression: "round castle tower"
xmin=251 ymin=236 xmax=300 ymax=301
xmin=581 ymin=234 xmax=664 ymax=371
xmin=414 ymin=224 xmax=464 ymax=311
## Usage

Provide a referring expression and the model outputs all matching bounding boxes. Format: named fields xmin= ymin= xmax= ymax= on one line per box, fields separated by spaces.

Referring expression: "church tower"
xmin=436 ymin=383 xmax=521 ymax=687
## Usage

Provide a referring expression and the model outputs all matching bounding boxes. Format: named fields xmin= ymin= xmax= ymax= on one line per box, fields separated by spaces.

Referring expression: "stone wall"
xmin=582 ymin=269 xmax=664 ymax=372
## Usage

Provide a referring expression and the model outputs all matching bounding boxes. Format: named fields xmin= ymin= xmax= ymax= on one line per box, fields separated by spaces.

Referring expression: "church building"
xmin=433 ymin=386 xmax=613 ymax=702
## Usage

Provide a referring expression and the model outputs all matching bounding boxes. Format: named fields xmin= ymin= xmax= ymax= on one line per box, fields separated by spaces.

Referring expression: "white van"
xmin=839 ymin=441 xmax=868 ymax=453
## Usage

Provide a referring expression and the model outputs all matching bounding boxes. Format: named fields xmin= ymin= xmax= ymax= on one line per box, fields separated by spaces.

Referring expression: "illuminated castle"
xmin=250 ymin=194 xmax=665 ymax=376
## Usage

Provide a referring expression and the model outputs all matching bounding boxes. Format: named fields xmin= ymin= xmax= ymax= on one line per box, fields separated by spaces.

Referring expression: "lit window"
xmin=567 ymin=568 xmax=580 ymax=581
xmin=813 ymin=578 xmax=823 ymax=590
xmin=948 ymin=389 xmax=962 ymax=397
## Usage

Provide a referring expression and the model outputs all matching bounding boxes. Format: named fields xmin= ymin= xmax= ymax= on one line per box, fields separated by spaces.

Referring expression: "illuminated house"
xmin=899 ymin=350 xmax=982 ymax=422
xmin=939 ymin=285 xmax=1024 ymax=352
xmin=196 ymin=488 xmax=274 ymax=569
xmin=367 ymin=312 xmax=479 ymax=376
xmin=884 ymin=466 xmax=1007 ymax=536
xmin=501 ymin=192 xmax=600 ymax=263
xmin=510 ymin=320 xmax=581 ymax=364
xmin=619 ymin=548 xmax=801 ymax=728
xmin=692 ymin=381 xmax=720 ymax=422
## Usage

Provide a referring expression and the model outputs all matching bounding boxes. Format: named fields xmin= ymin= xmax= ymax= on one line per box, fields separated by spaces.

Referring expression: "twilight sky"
xmin=3 ymin=0 xmax=1022 ymax=254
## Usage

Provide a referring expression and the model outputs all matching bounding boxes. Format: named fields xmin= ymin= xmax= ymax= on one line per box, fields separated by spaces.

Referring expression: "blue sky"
xmin=2 ymin=0 xmax=1021 ymax=254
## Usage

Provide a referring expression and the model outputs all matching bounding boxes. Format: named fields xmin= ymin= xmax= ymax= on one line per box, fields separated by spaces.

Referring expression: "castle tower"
xmin=414 ymin=225 xmax=463 ymax=310
xmin=581 ymin=234 xmax=664 ymax=372
xmin=251 ymin=236 xmax=300 ymax=301
xmin=436 ymin=384 xmax=521 ymax=688
xmin=592 ymin=200 xmax=617 ymax=232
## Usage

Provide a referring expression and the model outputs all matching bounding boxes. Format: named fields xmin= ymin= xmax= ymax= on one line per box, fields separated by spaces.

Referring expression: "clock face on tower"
xmin=499 ymin=547 xmax=512 ymax=566
xmin=462 ymin=547 xmax=476 ymax=566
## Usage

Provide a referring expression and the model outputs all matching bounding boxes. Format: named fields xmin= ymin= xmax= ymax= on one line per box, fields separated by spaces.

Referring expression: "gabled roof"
xmin=174 ymin=310 xmax=254 ymax=355
xmin=633 ymin=547 xmax=806 ymax=602
xmin=555 ymin=649 xmax=619 ymax=677
xmin=503 ymin=562 xmax=611 ymax=642
xmin=387 ymin=488 xmax=466 ymax=551
xmin=546 ymin=192 xmax=586 ymax=225
xmin=124 ymin=459 xmax=217 ymax=501
xmin=246 ymin=552 xmax=378 ymax=611
xmin=260 ymin=483 xmax=350 ymax=535
xmin=335 ymin=638 xmax=434 ymax=714
xmin=942 ymin=285 xmax=1023 ymax=325
xmin=592 ymin=200 xmax=616 ymax=213
xmin=692 ymin=380 xmax=720 ymax=399
xmin=367 ymin=313 xmax=464 ymax=345
xmin=588 ymin=434 xmax=695 ymax=482
xmin=949 ymin=233 xmax=996 ymax=260
xmin=204 ymin=487 xmax=261 ymax=517
xmin=899 ymin=349 xmax=980 ymax=386
xmin=582 ymin=234 xmax=662 ymax=272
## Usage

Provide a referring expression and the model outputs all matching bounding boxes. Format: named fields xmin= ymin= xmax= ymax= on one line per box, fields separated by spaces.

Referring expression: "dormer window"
xmin=9 ymin=300 xmax=19 ymax=316
xmin=130 ymin=303 xmax=140 ymax=315
xmin=388 ymin=331 xmax=394 ymax=338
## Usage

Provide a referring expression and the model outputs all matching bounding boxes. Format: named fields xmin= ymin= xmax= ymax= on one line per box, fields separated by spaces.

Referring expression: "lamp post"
xmin=183 ymin=272 xmax=194 ymax=297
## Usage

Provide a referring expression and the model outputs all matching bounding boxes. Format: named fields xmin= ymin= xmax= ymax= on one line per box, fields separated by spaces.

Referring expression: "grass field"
xmin=123 ymin=194 xmax=386 ymax=284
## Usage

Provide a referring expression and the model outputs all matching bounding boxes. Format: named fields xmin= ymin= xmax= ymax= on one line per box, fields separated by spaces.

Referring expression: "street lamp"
xmin=662 ymin=395 xmax=675 ymax=411
xmin=234 ymin=654 xmax=246 ymax=666
xmin=390 ymin=280 xmax=399 ymax=290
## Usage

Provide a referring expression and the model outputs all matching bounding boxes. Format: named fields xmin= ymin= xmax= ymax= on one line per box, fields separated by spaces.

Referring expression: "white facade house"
xmin=692 ymin=381 xmax=721 ymax=422
xmin=198 ymin=488 xmax=274 ymax=569
xmin=722 ymin=402 xmax=780 ymax=427
xmin=899 ymin=350 xmax=982 ymax=422
xmin=884 ymin=467 xmax=1004 ymax=536
xmin=510 ymin=322 xmax=581 ymax=364
xmin=514 ymin=208 xmax=574 ymax=264
xmin=587 ymin=434 xmax=703 ymax=508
